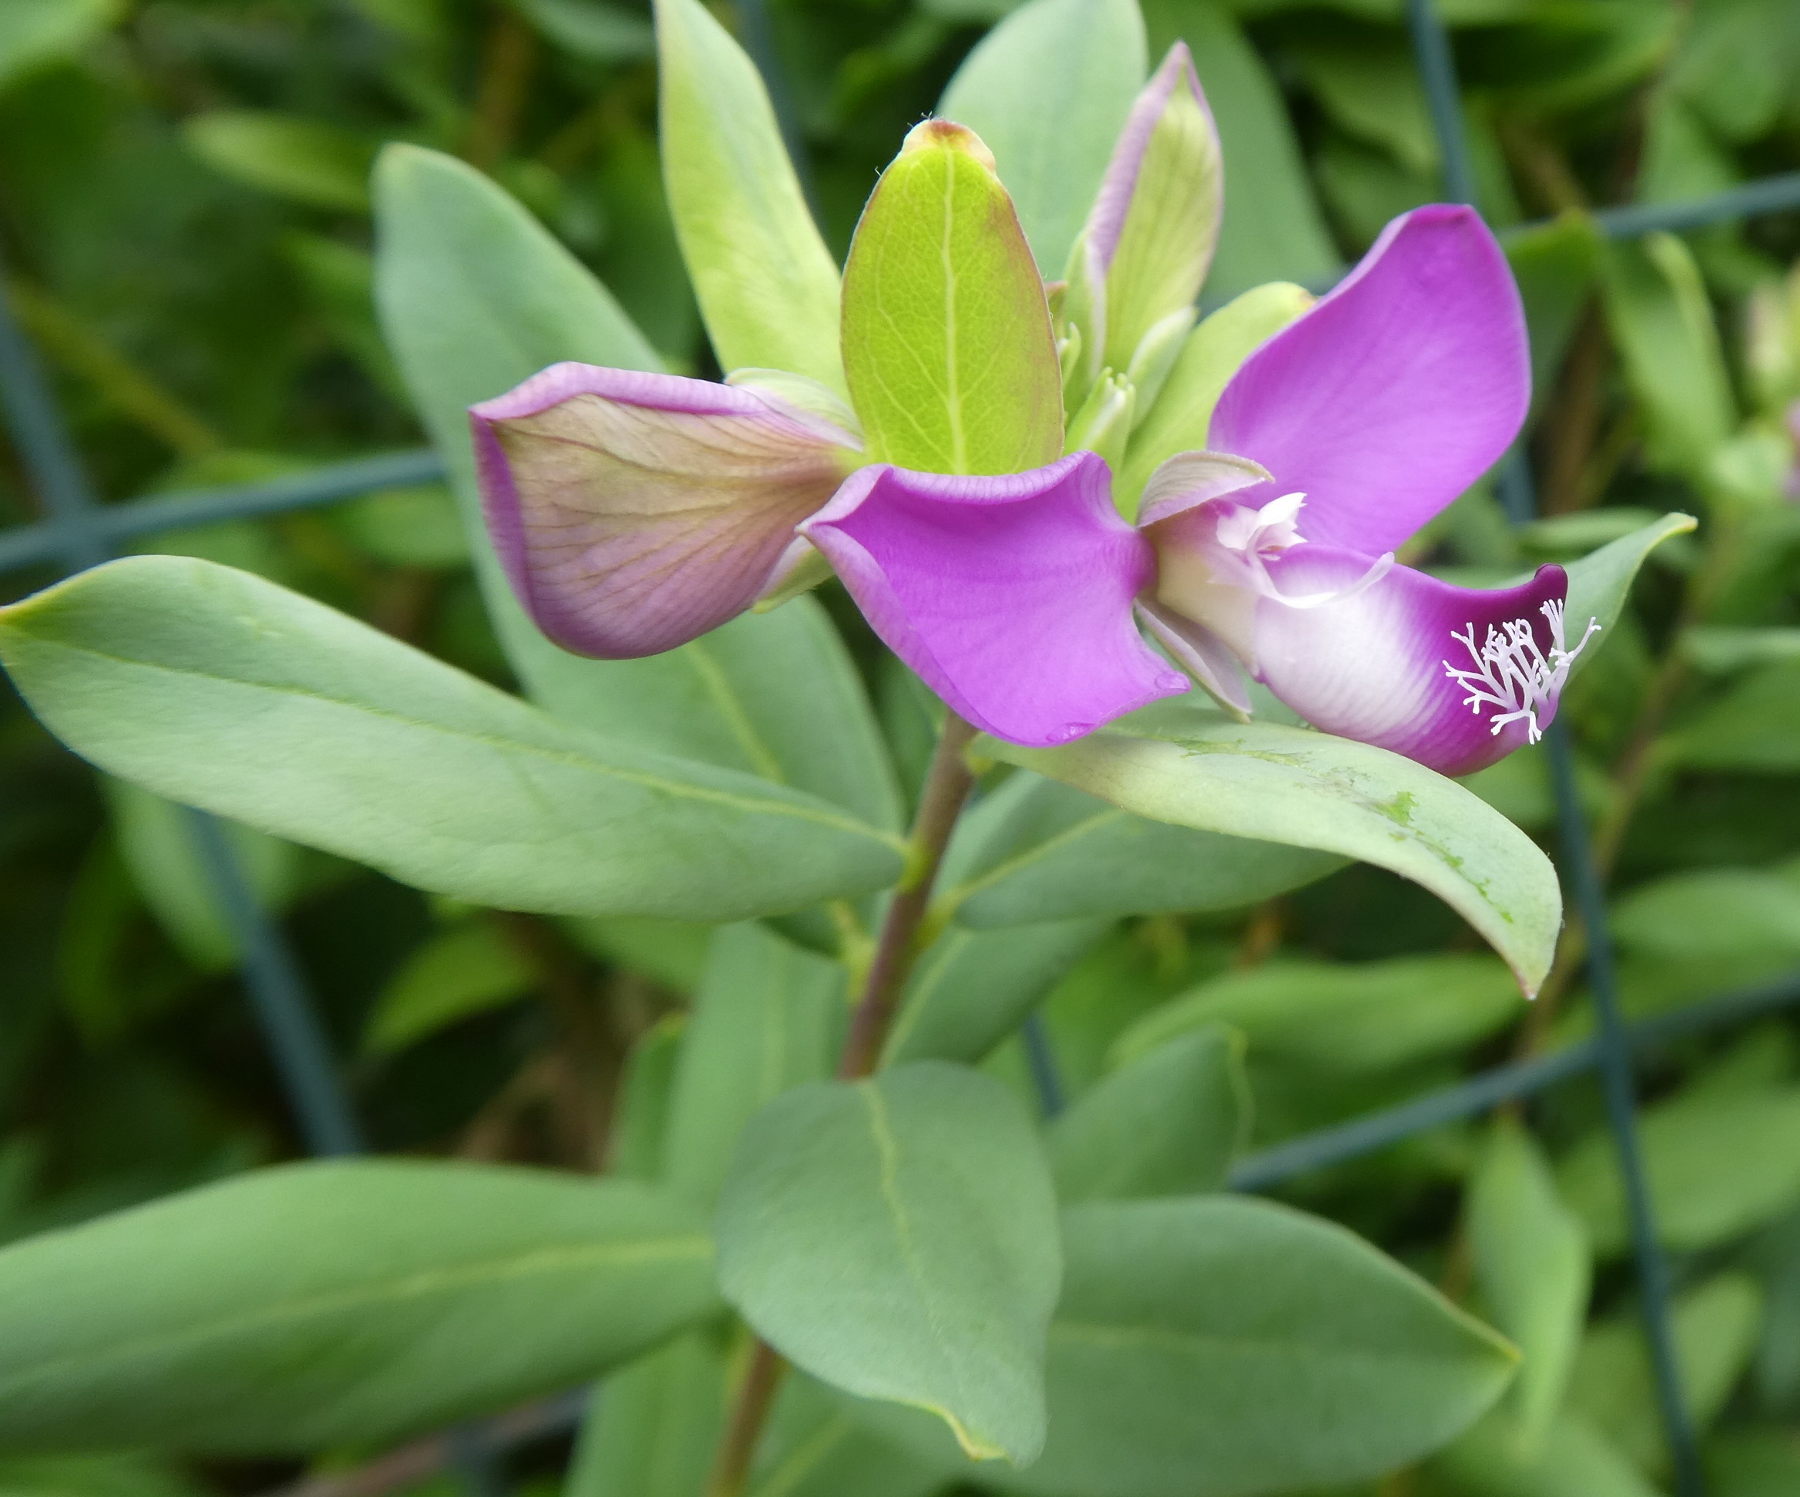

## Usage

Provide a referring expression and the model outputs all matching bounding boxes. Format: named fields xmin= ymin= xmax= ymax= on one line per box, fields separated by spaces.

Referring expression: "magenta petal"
xmin=801 ymin=452 xmax=1188 ymax=747
xmin=1252 ymin=546 xmax=1577 ymax=777
xmin=1209 ymin=205 xmax=1529 ymax=554
xmin=472 ymin=363 xmax=856 ymax=658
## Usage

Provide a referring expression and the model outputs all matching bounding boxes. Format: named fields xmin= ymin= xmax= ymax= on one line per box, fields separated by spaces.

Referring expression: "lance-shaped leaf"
xmin=0 ymin=1162 xmax=716 ymax=1452
xmin=472 ymin=363 xmax=858 ymax=659
xmin=716 ymin=1063 xmax=1061 ymax=1464
xmin=985 ymin=704 xmax=1561 ymax=994
xmin=841 ymin=121 xmax=1062 ymax=476
xmin=652 ymin=0 xmax=844 ymax=391
xmin=0 ymin=557 xmax=904 ymax=922
xmin=1066 ymin=44 xmax=1224 ymax=386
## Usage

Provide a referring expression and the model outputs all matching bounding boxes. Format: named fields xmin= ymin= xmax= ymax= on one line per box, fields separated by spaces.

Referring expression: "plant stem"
xmin=703 ymin=712 xmax=981 ymax=1497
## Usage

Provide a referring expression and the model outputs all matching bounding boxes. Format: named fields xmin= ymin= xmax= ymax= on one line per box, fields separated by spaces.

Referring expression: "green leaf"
xmin=1290 ymin=32 xmax=1437 ymax=176
xmin=1118 ymin=280 xmax=1314 ymax=511
xmin=1665 ymin=661 xmax=1800 ymax=773
xmin=1114 ymin=955 xmax=1521 ymax=1075
xmin=986 ymin=706 xmax=1562 ymax=994
xmin=0 ymin=1455 xmax=209 ymax=1497
xmin=361 ymin=922 xmax=535 ymax=1056
xmin=1570 ymin=1274 xmax=1763 ymax=1474
xmin=1609 ymin=868 xmax=1800 ymax=966
xmin=841 ymin=122 xmax=1062 ymax=476
xmin=984 ymin=1198 xmax=1516 ymax=1496
xmin=750 ymin=1375 xmax=954 ymax=1497
xmin=183 ymin=112 xmax=375 ymax=212
xmin=1559 ymin=511 xmax=1697 ymax=666
xmin=937 ymin=0 xmax=1146 ymax=278
xmin=1049 ymin=1025 xmax=1247 ymax=1200
xmin=1141 ymin=4 xmax=1337 ymax=298
xmin=882 ymin=917 xmax=1110 ymax=1066
xmin=1599 ymin=233 xmax=1736 ymax=483
xmin=1428 ymin=1410 xmax=1665 ymax=1497
xmin=661 ymin=924 xmax=844 ymax=1203
xmin=0 ymin=1161 xmax=716 ymax=1453
xmin=1707 ymin=1429 xmax=1800 ymax=1497
xmin=716 ymin=1062 xmax=1061 ymax=1463
xmin=1557 ymin=1085 xmax=1800 ymax=1257
xmin=0 ymin=0 xmax=120 ymax=92
xmin=610 ymin=1016 xmax=688 ymax=1179
xmin=652 ymin=0 xmax=843 ymax=391
xmin=514 ymin=0 xmax=655 ymax=62
xmin=566 ymin=1332 xmax=724 ymax=1497
xmin=940 ymin=771 xmax=1341 ymax=928
xmin=1467 ymin=1117 xmax=1591 ymax=1456
xmin=374 ymin=144 xmax=901 ymax=828
xmin=0 ymin=557 xmax=904 ymax=922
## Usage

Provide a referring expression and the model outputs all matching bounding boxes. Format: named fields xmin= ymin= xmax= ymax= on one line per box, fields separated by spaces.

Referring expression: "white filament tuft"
xmin=1443 ymin=599 xmax=1600 ymax=743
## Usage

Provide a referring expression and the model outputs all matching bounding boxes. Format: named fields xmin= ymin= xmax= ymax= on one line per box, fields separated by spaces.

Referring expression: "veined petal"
xmin=1251 ymin=546 xmax=1583 ymax=777
xmin=1209 ymin=204 xmax=1529 ymax=554
xmin=801 ymin=452 xmax=1187 ymax=747
xmin=473 ymin=363 xmax=857 ymax=658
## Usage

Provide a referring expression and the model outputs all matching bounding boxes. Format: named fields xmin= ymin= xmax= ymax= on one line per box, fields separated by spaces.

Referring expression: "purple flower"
xmin=472 ymin=200 xmax=1594 ymax=774
xmin=1133 ymin=203 xmax=1597 ymax=776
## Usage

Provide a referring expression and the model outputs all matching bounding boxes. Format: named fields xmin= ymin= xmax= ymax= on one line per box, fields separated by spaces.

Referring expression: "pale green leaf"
xmin=1050 ymin=1025 xmax=1248 ymax=1200
xmin=1560 ymin=511 xmax=1697 ymax=665
xmin=184 ymin=112 xmax=375 ymax=212
xmin=1557 ymin=1085 xmax=1800 ymax=1257
xmin=652 ymin=0 xmax=843 ymax=390
xmin=881 ymin=917 xmax=1110 ymax=1066
xmin=939 ymin=771 xmax=1340 ymax=928
xmin=567 ymin=1332 xmax=723 ymax=1497
xmin=842 ymin=123 xmax=1062 ymax=476
xmin=361 ymin=923 xmax=535 ymax=1055
xmin=1114 ymin=955 xmax=1522 ymax=1075
xmin=0 ymin=557 xmax=904 ymax=922
xmin=977 ymin=1198 xmax=1516 ymax=1496
xmin=1570 ymin=1275 xmax=1763 ymax=1474
xmin=986 ymin=706 xmax=1562 ymax=994
xmin=937 ymin=0 xmax=1146 ymax=277
xmin=716 ymin=1063 xmax=1060 ymax=1464
xmin=1428 ymin=1410 xmax=1665 ymax=1497
xmin=0 ymin=0 xmax=121 ymax=92
xmin=0 ymin=1161 xmax=716 ymax=1452
xmin=1468 ymin=1117 xmax=1591 ymax=1456
xmin=661 ymin=924 xmax=844 ymax=1203
xmin=750 ymin=1374 xmax=953 ymax=1497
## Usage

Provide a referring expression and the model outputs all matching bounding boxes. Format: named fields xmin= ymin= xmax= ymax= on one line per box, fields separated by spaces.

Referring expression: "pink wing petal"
xmin=801 ymin=452 xmax=1188 ymax=747
xmin=1252 ymin=546 xmax=1578 ymax=777
xmin=1209 ymin=204 xmax=1529 ymax=554
xmin=473 ymin=363 xmax=857 ymax=658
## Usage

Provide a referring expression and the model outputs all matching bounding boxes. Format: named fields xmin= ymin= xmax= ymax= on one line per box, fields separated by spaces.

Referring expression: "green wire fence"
xmin=4 ymin=2 xmax=1800 ymax=1492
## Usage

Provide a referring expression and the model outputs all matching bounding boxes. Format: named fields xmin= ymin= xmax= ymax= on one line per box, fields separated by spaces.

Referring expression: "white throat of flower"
xmin=1444 ymin=598 xmax=1600 ymax=742
xmin=1210 ymin=491 xmax=1394 ymax=608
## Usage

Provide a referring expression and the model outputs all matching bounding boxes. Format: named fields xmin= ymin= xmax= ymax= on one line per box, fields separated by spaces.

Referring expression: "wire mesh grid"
xmin=2 ymin=2 xmax=1799 ymax=1491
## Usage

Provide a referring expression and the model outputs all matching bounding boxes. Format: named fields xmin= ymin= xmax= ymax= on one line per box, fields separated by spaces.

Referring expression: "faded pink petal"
xmin=802 ymin=452 xmax=1188 ymax=746
xmin=473 ymin=363 xmax=857 ymax=658
xmin=1209 ymin=204 xmax=1529 ymax=555
xmin=1251 ymin=546 xmax=1585 ymax=777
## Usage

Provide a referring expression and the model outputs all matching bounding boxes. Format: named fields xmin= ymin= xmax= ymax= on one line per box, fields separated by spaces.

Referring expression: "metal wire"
xmin=1404 ymin=3 xmax=1705 ymax=1488
xmin=2 ymin=5 xmax=1799 ymax=1484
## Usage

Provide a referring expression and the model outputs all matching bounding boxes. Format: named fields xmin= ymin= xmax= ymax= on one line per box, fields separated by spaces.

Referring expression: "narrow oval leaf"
xmin=1560 ymin=510 xmax=1696 ymax=666
xmin=661 ymin=924 xmax=845 ymax=1203
xmin=1000 ymin=1198 xmax=1516 ymax=1497
xmin=1468 ymin=1117 xmax=1592 ymax=1456
xmin=374 ymin=144 xmax=901 ymax=826
xmin=716 ymin=1062 xmax=1061 ymax=1464
xmin=0 ymin=557 xmax=904 ymax=921
xmin=0 ymin=1161 xmax=716 ymax=1453
xmin=986 ymin=705 xmax=1561 ymax=993
xmin=842 ymin=122 xmax=1062 ymax=476
xmin=567 ymin=1333 xmax=724 ymax=1497
xmin=652 ymin=0 xmax=843 ymax=391
xmin=937 ymin=0 xmax=1146 ymax=277
xmin=1049 ymin=1025 xmax=1248 ymax=1200
xmin=939 ymin=771 xmax=1340 ymax=929
xmin=881 ymin=917 xmax=1110 ymax=1067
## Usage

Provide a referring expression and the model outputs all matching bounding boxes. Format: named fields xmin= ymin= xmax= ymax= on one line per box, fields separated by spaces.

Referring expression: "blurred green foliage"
xmin=1 ymin=0 xmax=1799 ymax=1493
